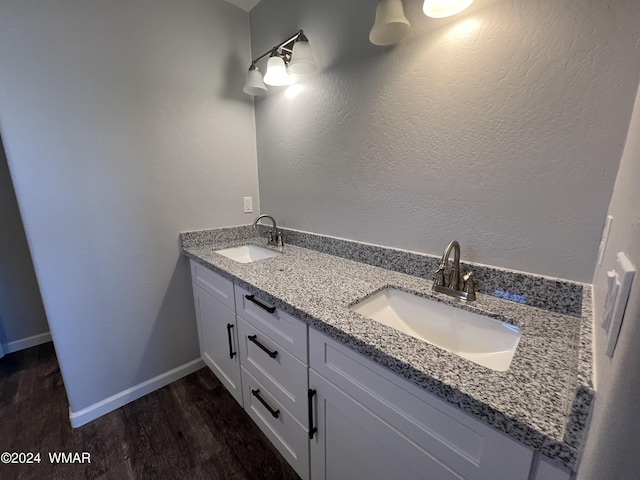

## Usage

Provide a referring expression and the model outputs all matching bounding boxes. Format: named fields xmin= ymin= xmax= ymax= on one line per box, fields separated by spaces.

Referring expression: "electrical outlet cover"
xmin=243 ymin=196 xmax=253 ymax=213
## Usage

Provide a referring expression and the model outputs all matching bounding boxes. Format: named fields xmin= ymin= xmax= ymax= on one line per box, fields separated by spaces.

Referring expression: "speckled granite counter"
xmin=181 ymin=227 xmax=593 ymax=470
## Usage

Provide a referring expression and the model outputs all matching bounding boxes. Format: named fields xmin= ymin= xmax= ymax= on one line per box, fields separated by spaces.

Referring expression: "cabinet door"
xmin=193 ymin=283 xmax=242 ymax=405
xmin=310 ymin=329 xmax=533 ymax=480
xmin=310 ymin=370 xmax=466 ymax=480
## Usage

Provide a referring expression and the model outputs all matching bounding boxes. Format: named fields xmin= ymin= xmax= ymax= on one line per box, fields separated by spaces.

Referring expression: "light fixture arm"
xmin=250 ymin=30 xmax=305 ymax=65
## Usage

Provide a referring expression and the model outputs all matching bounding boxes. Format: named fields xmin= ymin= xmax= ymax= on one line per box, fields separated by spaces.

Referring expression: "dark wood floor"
xmin=0 ymin=343 xmax=300 ymax=480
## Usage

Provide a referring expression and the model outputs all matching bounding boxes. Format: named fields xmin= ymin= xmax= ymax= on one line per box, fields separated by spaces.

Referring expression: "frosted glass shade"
xmin=423 ymin=0 xmax=473 ymax=18
xmin=289 ymin=39 xmax=317 ymax=74
xmin=243 ymin=66 xmax=268 ymax=96
xmin=263 ymin=55 xmax=295 ymax=86
xmin=369 ymin=0 xmax=411 ymax=46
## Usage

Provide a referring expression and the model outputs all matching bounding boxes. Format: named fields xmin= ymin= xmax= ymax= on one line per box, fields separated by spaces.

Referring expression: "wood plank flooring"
xmin=0 ymin=343 xmax=300 ymax=480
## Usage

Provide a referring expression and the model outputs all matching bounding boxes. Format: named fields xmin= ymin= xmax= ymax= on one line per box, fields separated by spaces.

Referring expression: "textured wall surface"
xmin=0 ymin=0 xmax=258 ymax=412
xmin=0 ymin=136 xmax=49 ymax=346
xmin=578 ymin=80 xmax=640 ymax=479
xmin=250 ymin=0 xmax=640 ymax=282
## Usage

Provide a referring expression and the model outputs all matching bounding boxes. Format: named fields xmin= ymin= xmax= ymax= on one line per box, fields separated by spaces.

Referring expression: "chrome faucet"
xmin=252 ymin=214 xmax=284 ymax=247
xmin=433 ymin=240 xmax=476 ymax=301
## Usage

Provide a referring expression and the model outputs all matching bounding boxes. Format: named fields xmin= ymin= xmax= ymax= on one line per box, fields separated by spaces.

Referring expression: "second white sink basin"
xmin=350 ymin=288 xmax=521 ymax=371
xmin=215 ymin=245 xmax=282 ymax=263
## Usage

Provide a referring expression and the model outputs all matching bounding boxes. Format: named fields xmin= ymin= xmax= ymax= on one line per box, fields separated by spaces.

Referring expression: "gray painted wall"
xmin=578 ymin=79 xmax=640 ymax=479
xmin=0 ymin=136 xmax=49 ymax=348
xmin=0 ymin=0 xmax=259 ymax=413
xmin=250 ymin=0 xmax=640 ymax=283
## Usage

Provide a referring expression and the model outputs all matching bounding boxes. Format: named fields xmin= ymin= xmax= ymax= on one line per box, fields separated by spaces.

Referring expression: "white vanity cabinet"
xmin=190 ymin=261 xmax=242 ymax=405
xmin=308 ymin=328 xmax=535 ymax=480
xmin=189 ymin=260 xmax=571 ymax=480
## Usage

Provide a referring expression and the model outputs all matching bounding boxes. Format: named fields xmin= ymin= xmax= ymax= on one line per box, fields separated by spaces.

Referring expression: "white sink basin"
xmin=350 ymin=288 xmax=521 ymax=371
xmin=215 ymin=245 xmax=282 ymax=264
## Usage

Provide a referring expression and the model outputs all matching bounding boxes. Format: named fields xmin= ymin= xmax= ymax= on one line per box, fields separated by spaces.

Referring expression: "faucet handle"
xmin=434 ymin=264 xmax=447 ymax=287
xmin=268 ymin=228 xmax=285 ymax=247
xmin=463 ymin=272 xmax=476 ymax=301
xmin=275 ymin=229 xmax=284 ymax=248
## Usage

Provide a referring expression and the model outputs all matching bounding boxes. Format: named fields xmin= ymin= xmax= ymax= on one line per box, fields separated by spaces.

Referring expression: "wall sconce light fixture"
xmin=370 ymin=0 xmax=411 ymax=46
xmin=369 ymin=0 xmax=474 ymax=45
xmin=423 ymin=0 xmax=474 ymax=18
xmin=243 ymin=30 xmax=317 ymax=96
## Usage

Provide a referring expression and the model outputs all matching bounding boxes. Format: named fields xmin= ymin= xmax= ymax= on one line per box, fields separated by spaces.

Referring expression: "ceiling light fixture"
xmin=243 ymin=30 xmax=317 ymax=96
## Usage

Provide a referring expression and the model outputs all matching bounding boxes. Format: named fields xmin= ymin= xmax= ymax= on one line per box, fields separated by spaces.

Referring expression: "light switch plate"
xmin=600 ymin=269 xmax=619 ymax=332
xmin=605 ymin=252 xmax=635 ymax=357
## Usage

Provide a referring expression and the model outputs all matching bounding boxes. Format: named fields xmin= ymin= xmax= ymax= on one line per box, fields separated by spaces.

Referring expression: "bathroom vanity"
xmin=182 ymin=226 xmax=591 ymax=480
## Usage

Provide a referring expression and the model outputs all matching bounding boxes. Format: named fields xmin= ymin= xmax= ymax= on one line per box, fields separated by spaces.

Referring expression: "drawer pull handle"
xmin=308 ymin=389 xmax=318 ymax=439
xmin=245 ymin=294 xmax=276 ymax=314
xmin=226 ymin=323 xmax=236 ymax=359
xmin=247 ymin=335 xmax=278 ymax=359
xmin=251 ymin=389 xmax=280 ymax=419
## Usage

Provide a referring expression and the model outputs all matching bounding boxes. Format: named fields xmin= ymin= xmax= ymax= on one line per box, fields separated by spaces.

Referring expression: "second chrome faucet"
xmin=433 ymin=240 xmax=476 ymax=301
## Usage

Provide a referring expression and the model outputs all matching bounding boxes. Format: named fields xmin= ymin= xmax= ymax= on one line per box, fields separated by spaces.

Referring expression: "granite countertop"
xmin=182 ymin=233 xmax=593 ymax=469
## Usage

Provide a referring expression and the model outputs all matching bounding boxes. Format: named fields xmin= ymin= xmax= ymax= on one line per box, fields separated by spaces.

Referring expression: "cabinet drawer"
xmin=238 ymin=317 xmax=308 ymax=425
xmin=235 ymin=285 xmax=307 ymax=362
xmin=309 ymin=328 xmax=534 ymax=480
xmin=190 ymin=260 xmax=235 ymax=310
xmin=241 ymin=367 xmax=310 ymax=480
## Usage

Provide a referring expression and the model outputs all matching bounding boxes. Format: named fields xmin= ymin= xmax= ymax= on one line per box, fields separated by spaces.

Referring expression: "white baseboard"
xmin=1 ymin=331 xmax=52 ymax=354
xmin=69 ymin=358 xmax=205 ymax=428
